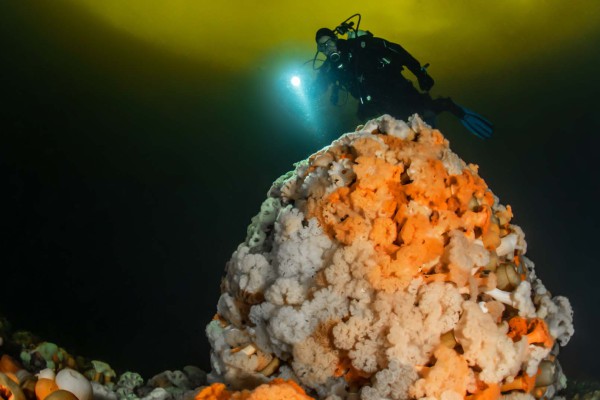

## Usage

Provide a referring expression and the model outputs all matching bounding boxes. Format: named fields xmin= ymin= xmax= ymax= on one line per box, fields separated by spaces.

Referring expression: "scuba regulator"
xmin=328 ymin=14 xmax=372 ymax=63
xmin=314 ymin=14 xmax=372 ymax=66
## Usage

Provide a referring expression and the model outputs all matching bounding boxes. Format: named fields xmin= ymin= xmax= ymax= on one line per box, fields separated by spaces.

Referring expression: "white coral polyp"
xmin=207 ymin=115 xmax=574 ymax=399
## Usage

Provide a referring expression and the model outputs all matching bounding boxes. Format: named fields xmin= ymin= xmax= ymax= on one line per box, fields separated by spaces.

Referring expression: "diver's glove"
xmin=417 ymin=63 xmax=434 ymax=91
xmin=417 ymin=72 xmax=434 ymax=92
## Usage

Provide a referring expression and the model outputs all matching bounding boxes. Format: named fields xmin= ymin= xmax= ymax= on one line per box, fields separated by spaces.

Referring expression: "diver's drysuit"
xmin=314 ymin=33 xmax=462 ymax=123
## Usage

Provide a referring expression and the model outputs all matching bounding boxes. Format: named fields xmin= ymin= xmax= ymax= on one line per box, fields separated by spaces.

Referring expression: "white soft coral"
xmin=444 ymin=230 xmax=490 ymax=287
xmin=410 ymin=346 xmax=472 ymax=400
xmin=225 ymin=245 xmax=274 ymax=296
xmin=526 ymin=257 xmax=574 ymax=346
xmin=271 ymin=206 xmax=333 ymax=281
xmin=385 ymin=282 xmax=464 ymax=367
xmin=545 ymin=296 xmax=574 ymax=346
xmin=455 ymin=302 xmax=528 ymax=383
xmin=360 ymin=360 xmax=418 ymax=400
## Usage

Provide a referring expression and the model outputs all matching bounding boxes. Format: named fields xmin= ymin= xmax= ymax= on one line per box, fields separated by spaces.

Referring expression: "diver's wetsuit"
xmin=313 ymin=34 xmax=461 ymax=122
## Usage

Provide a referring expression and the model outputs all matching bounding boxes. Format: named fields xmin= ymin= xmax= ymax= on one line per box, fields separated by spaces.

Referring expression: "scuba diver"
xmin=310 ymin=15 xmax=493 ymax=139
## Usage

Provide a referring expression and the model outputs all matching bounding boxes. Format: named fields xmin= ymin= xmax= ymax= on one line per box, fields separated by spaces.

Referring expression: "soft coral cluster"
xmin=205 ymin=115 xmax=573 ymax=400
xmin=196 ymin=379 xmax=312 ymax=400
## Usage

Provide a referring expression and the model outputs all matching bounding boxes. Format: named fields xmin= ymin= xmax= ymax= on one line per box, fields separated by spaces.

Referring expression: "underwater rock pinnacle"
xmin=204 ymin=114 xmax=574 ymax=400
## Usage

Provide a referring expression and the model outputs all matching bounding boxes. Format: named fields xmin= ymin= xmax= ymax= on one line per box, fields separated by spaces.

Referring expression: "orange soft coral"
xmin=508 ymin=317 xmax=554 ymax=348
xmin=500 ymin=373 xmax=537 ymax=394
xmin=196 ymin=383 xmax=230 ymax=400
xmin=307 ymin=130 xmax=493 ymax=293
xmin=195 ymin=379 xmax=314 ymax=400
xmin=468 ymin=382 xmax=501 ymax=400
xmin=410 ymin=345 xmax=471 ymax=399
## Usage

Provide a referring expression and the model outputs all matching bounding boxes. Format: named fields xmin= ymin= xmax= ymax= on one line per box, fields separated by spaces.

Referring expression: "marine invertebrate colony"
xmin=204 ymin=115 xmax=574 ymax=400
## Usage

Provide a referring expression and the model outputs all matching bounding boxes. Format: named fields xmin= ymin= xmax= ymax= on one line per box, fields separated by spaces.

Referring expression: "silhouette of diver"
xmin=310 ymin=15 xmax=493 ymax=139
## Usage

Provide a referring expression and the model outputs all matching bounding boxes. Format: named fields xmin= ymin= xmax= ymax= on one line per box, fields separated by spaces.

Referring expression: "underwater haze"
xmin=1 ymin=0 xmax=599 ymax=382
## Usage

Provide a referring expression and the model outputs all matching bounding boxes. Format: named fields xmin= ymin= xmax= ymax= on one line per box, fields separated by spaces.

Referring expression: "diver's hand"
xmin=418 ymin=73 xmax=434 ymax=92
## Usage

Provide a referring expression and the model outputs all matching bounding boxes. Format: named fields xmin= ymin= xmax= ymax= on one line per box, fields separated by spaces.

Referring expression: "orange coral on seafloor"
xmin=195 ymin=379 xmax=314 ymax=400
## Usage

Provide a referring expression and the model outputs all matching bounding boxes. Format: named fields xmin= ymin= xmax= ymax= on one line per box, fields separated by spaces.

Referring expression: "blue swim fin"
xmin=458 ymin=106 xmax=494 ymax=140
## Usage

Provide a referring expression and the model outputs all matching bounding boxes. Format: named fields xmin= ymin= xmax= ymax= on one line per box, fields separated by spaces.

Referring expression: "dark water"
xmin=1 ymin=1 xmax=599 ymax=382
